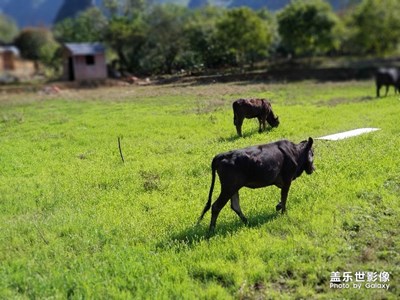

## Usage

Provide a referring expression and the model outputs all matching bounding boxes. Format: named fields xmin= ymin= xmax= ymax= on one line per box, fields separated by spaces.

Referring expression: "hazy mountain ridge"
xmin=0 ymin=0 xmax=63 ymax=28
xmin=1 ymin=0 xmax=359 ymax=28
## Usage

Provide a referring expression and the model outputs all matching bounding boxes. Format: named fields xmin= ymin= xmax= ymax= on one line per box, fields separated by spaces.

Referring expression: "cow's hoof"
xmin=276 ymin=202 xmax=282 ymax=211
xmin=207 ymin=226 xmax=215 ymax=236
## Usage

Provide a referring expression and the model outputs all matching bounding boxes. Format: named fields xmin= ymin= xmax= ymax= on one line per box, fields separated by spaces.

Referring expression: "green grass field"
xmin=0 ymin=79 xmax=399 ymax=299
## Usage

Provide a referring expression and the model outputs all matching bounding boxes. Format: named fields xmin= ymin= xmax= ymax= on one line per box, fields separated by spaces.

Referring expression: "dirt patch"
xmin=187 ymin=98 xmax=228 ymax=115
xmin=153 ymin=65 xmax=378 ymax=87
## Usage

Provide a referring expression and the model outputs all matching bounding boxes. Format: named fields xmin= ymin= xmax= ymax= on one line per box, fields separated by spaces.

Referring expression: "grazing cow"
xmin=198 ymin=138 xmax=315 ymax=233
xmin=375 ymin=68 xmax=400 ymax=97
xmin=233 ymin=99 xmax=279 ymax=137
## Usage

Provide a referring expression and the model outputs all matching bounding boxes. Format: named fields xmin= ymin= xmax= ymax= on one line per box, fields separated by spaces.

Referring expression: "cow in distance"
xmin=375 ymin=68 xmax=400 ymax=97
xmin=198 ymin=138 xmax=315 ymax=233
xmin=233 ymin=99 xmax=279 ymax=137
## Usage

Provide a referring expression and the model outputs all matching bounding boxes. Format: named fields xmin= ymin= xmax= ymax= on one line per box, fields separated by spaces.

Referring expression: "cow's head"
xmin=267 ymin=114 xmax=280 ymax=128
xmin=304 ymin=137 xmax=315 ymax=175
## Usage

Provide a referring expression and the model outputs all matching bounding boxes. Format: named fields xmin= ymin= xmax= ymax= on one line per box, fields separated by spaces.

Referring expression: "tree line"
xmin=2 ymin=0 xmax=400 ymax=76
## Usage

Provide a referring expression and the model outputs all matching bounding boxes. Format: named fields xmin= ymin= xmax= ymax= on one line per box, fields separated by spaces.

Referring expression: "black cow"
xmin=375 ymin=68 xmax=400 ymax=97
xmin=233 ymin=99 xmax=279 ymax=137
xmin=198 ymin=138 xmax=315 ymax=232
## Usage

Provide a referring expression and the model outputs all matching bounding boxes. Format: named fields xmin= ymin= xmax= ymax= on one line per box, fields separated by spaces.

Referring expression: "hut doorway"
xmin=68 ymin=57 xmax=75 ymax=81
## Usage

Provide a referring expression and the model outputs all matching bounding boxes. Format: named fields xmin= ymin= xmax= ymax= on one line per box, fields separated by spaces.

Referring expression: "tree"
xmin=0 ymin=14 xmax=19 ymax=43
xmin=104 ymin=14 xmax=148 ymax=72
xmin=14 ymin=28 xmax=51 ymax=61
xmin=38 ymin=42 xmax=63 ymax=76
xmin=183 ymin=6 xmax=225 ymax=69
xmin=277 ymin=0 xmax=341 ymax=57
xmin=257 ymin=8 xmax=280 ymax=56
xmin=215 ymin=7 xmax=273 ymax=67
xmin=53 ymin=7 xmax=108 ymax=43
xmin=102 ymin=0 xmax=153 ymax=73
xmin=140 ymin=4 xmax=190 ymax=74
xmin=14 ymin=27 xmax=59 ymax=71
xmin=344 ymin=0 xmax=400 ymax=55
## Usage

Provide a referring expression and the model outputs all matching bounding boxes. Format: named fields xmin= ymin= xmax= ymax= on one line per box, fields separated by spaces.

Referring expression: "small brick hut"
xmin=62 ymin=43 xmax=107 ymax=81
xmin=0 ymin=46 xmax=20 ymax=71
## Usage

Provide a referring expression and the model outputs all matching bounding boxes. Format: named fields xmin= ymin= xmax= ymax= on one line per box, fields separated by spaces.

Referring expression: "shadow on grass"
xmin=157 ymin=210 xmax=280 ymax=250
xmin=218 ymin=127 xmax=275 ymax=143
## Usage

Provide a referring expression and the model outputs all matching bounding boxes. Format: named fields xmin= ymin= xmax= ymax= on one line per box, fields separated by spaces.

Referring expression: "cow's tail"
xmin=197 ymin=157 xmax=217 ymax=224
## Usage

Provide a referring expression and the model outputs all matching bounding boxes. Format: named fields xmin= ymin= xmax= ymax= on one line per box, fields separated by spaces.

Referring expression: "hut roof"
xmin=64 ymin=43 xmax=105 ymax=55
xmin=0 ymin=46 xmax=20 ymax=56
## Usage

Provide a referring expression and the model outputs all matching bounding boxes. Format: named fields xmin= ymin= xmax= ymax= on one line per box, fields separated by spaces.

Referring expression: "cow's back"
xmin=213 ymin=140 xmax=292 ymax=185
xmin=233 ymin=99 xmax=268 ymax=118
xmin=376 ymin=68 xmax=399 ymax=85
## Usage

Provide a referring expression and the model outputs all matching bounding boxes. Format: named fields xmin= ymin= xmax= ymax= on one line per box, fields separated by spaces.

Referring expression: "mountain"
xmin=0 ymin=0 xmax=63 ymax=28
xmin=188 ymin=0 xmax=209 ymax=9
xmin=228 ymin=0 xmax=360 ymax=10
xmin=0 ymin=0 xmax=360 ymax=29
xmin=54 ymin=0 xmax=93 ymax=24
xmin=229 ymin=0 xmax=289 ymax=10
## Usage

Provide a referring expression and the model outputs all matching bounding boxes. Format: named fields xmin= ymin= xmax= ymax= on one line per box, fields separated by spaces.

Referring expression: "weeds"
xmin=140 ymin=170 xmax=161 ymax=192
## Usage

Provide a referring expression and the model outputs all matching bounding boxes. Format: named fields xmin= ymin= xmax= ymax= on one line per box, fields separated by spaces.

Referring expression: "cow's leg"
xmin=262 ymin=116 xmax=266 ymax=132
xmin=230 ymin=192 xmax=248 ymax=224
xmin=235 ymin=117 xmax=244 ymax=136
xmin=209 ymin=189 xmax=235 ymax=232
xmin=257 ymin=117 xmax=263 ymax=133
xmin=276 ymin=182 xmax=291 ymax=213
xmin=376 ymin=84 xmax=381 ymax=98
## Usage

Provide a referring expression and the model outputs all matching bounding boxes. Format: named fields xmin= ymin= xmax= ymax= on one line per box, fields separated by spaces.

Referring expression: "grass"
xmin=0 ymin=79 xmax=399 ymax=299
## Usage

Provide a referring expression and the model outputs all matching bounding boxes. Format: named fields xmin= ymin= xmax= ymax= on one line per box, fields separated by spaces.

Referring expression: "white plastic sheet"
xmin=316 ymin=128 xmax=380 ymax=141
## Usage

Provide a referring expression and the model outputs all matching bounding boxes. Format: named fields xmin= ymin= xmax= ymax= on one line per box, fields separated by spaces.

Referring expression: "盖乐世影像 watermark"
xmin=329 ymin=271 xmax=390 ymax=290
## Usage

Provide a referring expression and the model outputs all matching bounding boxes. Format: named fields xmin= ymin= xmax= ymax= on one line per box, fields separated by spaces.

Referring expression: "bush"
xmin=14 ymin=27 xmax=59 ymax=73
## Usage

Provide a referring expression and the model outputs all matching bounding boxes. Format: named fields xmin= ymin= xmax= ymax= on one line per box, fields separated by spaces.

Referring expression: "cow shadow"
xmin=156 ymin=210 xmax=279 ymax=250
xmin=218 ymin=127 xmax=275 ymax=142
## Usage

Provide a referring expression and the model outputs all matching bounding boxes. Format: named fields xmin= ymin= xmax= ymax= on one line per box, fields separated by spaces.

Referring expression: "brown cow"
xmin=198 ymin=138 xmax=315 ymax=233
xmin=233 ymin=99 xmax=279 ymax=136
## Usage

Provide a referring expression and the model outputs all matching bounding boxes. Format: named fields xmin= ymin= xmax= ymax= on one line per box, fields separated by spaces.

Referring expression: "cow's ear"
xmin=307 ymin=137 xmax=313 ymax=149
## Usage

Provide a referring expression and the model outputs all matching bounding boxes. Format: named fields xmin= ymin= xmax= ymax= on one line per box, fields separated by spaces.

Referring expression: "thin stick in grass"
xmin=118 ymin=136 xmax=125 ymax=163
